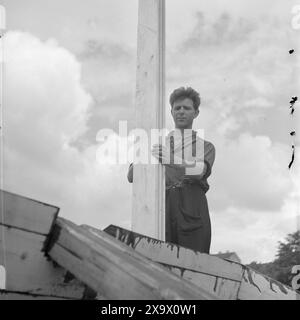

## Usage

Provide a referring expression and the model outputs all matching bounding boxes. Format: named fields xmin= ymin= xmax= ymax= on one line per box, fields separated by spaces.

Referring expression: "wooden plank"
xmin=0 ymin=189 xmax=59 ymax=235
xmin=0 ymin=265 xmax=5 ymax=289
xmin=47 ymin=218 xmax=218 ymax=300
xmin=103 ymin=225 xmax=300 ymax=300
xmin=103 ymin=225 xmax=244 ymax=281
xmin=99 ymin=225 xmax=241 ymax=299
xmin=169 ymin=266 xmax=240 ymax=300
xmin=132 ymin=0 xmax=166 ymax=240
xmin=0 ymin=290 xmax=67 ymax=300
xmin=0 ymin=225 xmax=89 ymax=299
xmin=238 ymin=267 xmax=300 ymax=300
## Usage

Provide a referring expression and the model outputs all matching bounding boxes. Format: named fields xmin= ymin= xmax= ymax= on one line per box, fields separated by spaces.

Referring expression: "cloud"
xmin=3 ymin=31 xmax=132 ymax=229
xmin=79 ymin=39 xmax=132 ymax=61
xmin=165 ymin=5 xmax=298 ymax=263
xmin=4 ymin=31 xmax=91 ymax=145
xmin=244 ymin=97 xmax=273 ymax=109
xmin=75 ymin=38 xmax=136 ymax=144
xmin=210 ymin=133 xmax=292 ymax=212
xmin=208 ymin=135 xmax=299 ymax=263
xmin=211 ymin=207 xmax=288 ymax=263
xmin=210 ymin=181 xmax=300 ymax=264
xmin=182 ymin=12 xmax=255 ymax=48
xmin=166 ymin=7 xmax=296 ymax=145
xmin=3 ymin=0 xmax=299 ymax=266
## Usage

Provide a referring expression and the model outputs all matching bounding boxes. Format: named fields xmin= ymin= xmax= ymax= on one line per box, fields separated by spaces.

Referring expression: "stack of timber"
xmin=0 ymin=190 xmax=299 ymax=300
xmin=0 ymin=190 xmax=89 ymax=299
xmin=0 ymin=190 xmax=216 ymax=300
xmin=103 ymin=225 xmax=300 ymax=300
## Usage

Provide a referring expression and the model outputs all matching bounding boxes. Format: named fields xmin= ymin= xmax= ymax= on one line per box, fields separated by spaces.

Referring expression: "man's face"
xmin=171 ymin=97 xmax=199 ymax=129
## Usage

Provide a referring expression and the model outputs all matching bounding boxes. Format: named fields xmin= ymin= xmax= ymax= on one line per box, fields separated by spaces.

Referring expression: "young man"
xmin=128 ymin=87 xmax=216 ymax=254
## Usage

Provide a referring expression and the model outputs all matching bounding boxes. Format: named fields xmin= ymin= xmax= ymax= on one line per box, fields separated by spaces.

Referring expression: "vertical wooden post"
xmin=0 ymin=5 xmax=6 ymax=289
xmin=132 ymin=0 xmax=165 ymax=240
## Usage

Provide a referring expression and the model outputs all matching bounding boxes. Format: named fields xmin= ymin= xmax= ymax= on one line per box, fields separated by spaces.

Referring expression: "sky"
xmin=0 ymin=0 xmax=300 ymax=287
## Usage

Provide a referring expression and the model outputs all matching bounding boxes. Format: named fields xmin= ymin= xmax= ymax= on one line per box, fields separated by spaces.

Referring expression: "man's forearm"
xmin=128 ymin=159 xmax=207 ymax=183
xmin=165 ymin=157 xmax=207 ymax=179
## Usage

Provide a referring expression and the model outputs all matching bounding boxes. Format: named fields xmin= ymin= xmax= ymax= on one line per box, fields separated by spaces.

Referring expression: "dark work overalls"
xmin=165 ymin=132 xmax=212 ymax=253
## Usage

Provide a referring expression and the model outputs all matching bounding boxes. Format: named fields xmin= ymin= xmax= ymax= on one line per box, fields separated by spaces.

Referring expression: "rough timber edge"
xmin=0 ymin=189 xmax=94 ymax=300
xmin=1 ymin=189 xmax=298 ymax=300
xmin=45 ymin=217 xmax=218 ymax=300
xmin=102 ymin=224 xmax=300 ymax=300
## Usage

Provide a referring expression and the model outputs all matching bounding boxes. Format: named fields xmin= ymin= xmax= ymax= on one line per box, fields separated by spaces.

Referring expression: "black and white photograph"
xmin=0 ymin=0 xmax=299 ymax=303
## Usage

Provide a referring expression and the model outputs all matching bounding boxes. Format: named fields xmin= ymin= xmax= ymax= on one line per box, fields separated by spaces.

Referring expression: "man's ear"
xmin=194 ymin=109 xmax=199 ymax=119
xmin=171 ymin=107 xmax=174 ymax=117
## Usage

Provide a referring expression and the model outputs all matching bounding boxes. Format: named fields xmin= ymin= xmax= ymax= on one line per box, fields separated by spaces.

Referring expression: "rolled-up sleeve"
xmin=184 ymin=140 xmax=216 ymax=180
xmin=202 ymin=142 xmax=216 ymax=180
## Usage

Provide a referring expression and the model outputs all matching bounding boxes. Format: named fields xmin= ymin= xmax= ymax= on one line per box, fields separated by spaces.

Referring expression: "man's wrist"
xmin=165 ymin=159 xmax=196 ymax=169
xmin=183 ymin=159 xmax=197 ymax=168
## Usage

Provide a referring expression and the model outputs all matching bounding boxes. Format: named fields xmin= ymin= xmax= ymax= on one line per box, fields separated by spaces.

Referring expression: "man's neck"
xmin=175 ymin=127 xmax=193 ymax=135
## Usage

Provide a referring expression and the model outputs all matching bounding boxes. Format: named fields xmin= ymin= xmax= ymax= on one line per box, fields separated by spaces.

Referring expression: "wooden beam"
xmin=0 ymin=190 xmax=59 ymax=235
xmin=104 ymin=225 xmax=244 ymax=281
xmin=0 ymin=290 xmax=67 ymax=300
xmin=104 ymin=225 xmax=300 ymax=300
xmin=238 ymin=267 xmax=299 ymax=300
xmin=0 ymin=265 xmax=5 ymax=289
xmin=132 ymin=0 xmax=165 ymax=240
xmin=169 ymin=266 xmax=240 ymax=300
xmin=103 ymin=225 xmax=242 ymax=299
xmin=0 ymin=190 xmax=93 ymax=299
xmin=0 ymin=226 xmax=87 ymax=299
xmin=46 ymin=218 xmax=218 ymax=300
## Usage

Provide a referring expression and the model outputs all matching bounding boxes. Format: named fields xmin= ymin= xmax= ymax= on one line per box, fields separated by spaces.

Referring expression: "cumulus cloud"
xmin=244 ymin=97 xmax=273 ymax=109
xmin=182 ymin=12 xmax=255 ymax=48
xmin=166 ymin=6 xmax=296 ymax=144
xmin=5 ymin=32 xmax=91 ymax=145
xmin=3 ymin=31 xmax=132 ymax=229
xmin=76 ymin=38 xmax=136 ymax=144
xmin=210 ymin=171 xmax=300 ymax=264
xmin=165 ymin=4 xmax=298 ymax=263
xmin=80 ymin=39 xmax=132 ymax=61
xmin=208 ymin=136 xmax=300 ymax=263
xmin=211 ymin=206 xmax=293 ymax=263
xmin=210 ymin=133 xmax=292 ymax=212
xmin=2 ymin=0 xmax=299 ymax=265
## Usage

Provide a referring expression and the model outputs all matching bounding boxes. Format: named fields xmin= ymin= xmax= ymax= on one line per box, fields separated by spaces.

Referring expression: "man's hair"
xmin=169 ymin=87 xmax=201 ymax=110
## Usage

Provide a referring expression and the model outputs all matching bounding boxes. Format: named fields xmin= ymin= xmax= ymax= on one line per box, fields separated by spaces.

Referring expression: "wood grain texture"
xmin=132 ymin=0 xmax=165 ymax=240
xmin=101 ymin=225 xmax=242 ymax=299
xmin=169 ymin=266 xmax=240 ymax=300
xmin=103 ymin=225 xmax=300 ymax=300
xmin=0 ymin=290 xmax=67 ymax=300
xmin=0 ymin=225 xmax=87 ymax=299
xmin=103 ymin=225 xmax=244 ymax=281
xmin=0 ymin=189 xmax=58 ymax=235
xmin=47 ymin=218 xmax=218 ymax=300
xmin=238 ymin=267 xmax=300 ymax=300
xmin=0 ymin=265 xmax=5 ymax=289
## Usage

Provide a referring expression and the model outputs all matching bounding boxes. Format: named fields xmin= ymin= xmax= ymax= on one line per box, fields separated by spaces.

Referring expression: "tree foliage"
xmin=247 ymin=230 xmax=300 ymax=291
